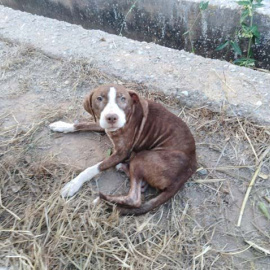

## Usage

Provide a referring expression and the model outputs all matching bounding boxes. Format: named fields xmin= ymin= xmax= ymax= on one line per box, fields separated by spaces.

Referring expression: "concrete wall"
xmin=0 ymin=0 xmax=270 ymax=69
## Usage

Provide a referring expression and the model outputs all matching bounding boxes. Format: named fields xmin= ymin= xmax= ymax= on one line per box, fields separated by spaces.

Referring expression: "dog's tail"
xmin=117 ymin=184 xmax=183 ymax=216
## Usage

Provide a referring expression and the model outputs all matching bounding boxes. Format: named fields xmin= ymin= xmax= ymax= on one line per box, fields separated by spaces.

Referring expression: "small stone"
xmin=256 ymin=101 xmax=262 ymax=106
xmin=93 ymin=197 xmax=100 ymax=205
xmin=197 ymin=168 xmax=208 ymax=176
xmin=25 ymin=155 xmax=32 ymax=163
xmin=181 ymin=91 xmax=189 ymax=97
xmin=11 ymin=184 xmax=23 ymax=193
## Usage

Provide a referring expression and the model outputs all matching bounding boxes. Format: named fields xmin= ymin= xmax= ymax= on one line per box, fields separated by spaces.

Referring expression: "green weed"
xmin=216 ymin=0 xmax=264 ymax=67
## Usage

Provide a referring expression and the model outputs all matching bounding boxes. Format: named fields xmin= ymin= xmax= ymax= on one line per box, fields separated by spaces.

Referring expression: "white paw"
xmin=61 ymin=178 xmax=82 ymax=197
xmin=115 ymin=163 xmax=124 ymax=171
xmin=49 ymin=121 xmax=75 ymax=133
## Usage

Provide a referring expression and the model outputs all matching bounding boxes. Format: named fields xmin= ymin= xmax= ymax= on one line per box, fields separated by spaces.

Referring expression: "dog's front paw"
xmin=61 ymin=179 xmax=82 ymax=197
xmin=115 ymin=163 xmax=129 ymax=176
xmin=49 ymin=121 xmax=75 ymax=133
xmin=115 ymin=163 xmax=124 ymax=171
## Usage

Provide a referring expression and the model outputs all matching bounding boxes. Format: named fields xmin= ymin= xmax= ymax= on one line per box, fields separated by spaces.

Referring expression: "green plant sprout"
xmin=119 ymin=0 xmax=140 ymax=36
xmin=216 ymin=0 xmax=264 ymax=67
xmin=183 ymin=1 xmax=209 ymax=53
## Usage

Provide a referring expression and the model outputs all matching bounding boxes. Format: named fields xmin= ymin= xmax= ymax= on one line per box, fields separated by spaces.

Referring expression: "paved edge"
xmin=0 ymin=5 xmax=269 ymax=125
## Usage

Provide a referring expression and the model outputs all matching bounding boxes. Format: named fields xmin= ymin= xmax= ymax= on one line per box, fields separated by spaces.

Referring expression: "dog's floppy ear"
xmin=128 ymin=90 xmax=148 ymax=119
xmin=128 ymin=90 xmax=140 ymax=104
xmin=83 ymin=92 xmax=97 ymax=122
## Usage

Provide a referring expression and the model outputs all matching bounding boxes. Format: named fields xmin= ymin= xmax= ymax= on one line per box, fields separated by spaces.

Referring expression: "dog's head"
xmin=84 ymin=84 xmax=140 ymax=131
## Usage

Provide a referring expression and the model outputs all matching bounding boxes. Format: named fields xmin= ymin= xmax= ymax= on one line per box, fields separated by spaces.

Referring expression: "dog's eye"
xmin=97 ymin=96 xmax=103 ymax=102
xmin=121 ymin=96 xmax=126 ymax=102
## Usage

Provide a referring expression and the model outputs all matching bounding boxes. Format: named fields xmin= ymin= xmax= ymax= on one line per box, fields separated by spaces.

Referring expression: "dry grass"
xmin=1 ymin=103 xmax=269 ymax=269
xmin=1 ymin=41 xmax=270 ymax=269
xmin=0 ymin=142 xmax=220 ymax=269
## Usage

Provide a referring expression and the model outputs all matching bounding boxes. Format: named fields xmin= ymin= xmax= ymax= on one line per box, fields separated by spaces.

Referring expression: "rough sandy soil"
xmin=0 ymin=40 xmax=270 ymax=269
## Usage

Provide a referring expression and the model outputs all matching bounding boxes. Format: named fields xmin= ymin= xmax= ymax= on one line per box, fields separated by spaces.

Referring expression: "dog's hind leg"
xmin=117 ymin=186 xmax=179 ymax=215
xmin=99 ymin=173 xmax=142 ymax=208
xmin=115 ymin=163 xmax=148 ymax=193
xmin=115 ymin=150 xmax=196 ymax=215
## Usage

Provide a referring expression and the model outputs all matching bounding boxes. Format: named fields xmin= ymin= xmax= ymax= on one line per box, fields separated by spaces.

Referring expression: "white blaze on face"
xmin=99 ymin=87 xmax=126 ymax=131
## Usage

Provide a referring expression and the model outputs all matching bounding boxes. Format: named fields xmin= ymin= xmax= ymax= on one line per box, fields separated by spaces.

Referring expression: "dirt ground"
xmin=0 ymin=40 xmax=270 ymax=270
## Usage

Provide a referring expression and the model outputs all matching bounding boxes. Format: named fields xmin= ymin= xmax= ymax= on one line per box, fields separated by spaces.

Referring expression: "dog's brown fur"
xmin=75 ymin=84 xmax=197 ymax=215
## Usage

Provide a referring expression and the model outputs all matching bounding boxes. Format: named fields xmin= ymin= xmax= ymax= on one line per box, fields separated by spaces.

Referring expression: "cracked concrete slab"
xmin=0 ymin=5 xmax=269 ymax=125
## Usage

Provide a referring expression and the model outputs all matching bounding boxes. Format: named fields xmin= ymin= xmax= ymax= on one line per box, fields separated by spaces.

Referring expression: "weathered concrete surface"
xmin=0 ymin=6 xmax=269 ymax=125
xmin=0 ymin=0 xmax=270 ymax=69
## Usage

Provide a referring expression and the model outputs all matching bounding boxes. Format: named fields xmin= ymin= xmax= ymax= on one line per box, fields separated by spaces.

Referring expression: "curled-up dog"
xmin=49 ymin=84 xmax=197 ymax=215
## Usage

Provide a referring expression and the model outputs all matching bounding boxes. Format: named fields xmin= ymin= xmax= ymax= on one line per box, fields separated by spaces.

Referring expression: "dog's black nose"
xmin=106 ymin=114 xmax=118 ymax=124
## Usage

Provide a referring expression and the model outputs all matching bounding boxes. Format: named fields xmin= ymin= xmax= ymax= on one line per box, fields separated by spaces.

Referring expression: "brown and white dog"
xmin=49 ymin=84 xmax=197 ymax=215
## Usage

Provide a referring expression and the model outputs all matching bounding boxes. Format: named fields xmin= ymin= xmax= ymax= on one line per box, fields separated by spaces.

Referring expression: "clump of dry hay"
xmin=0 ymin=150 xmax=214 ymax=269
